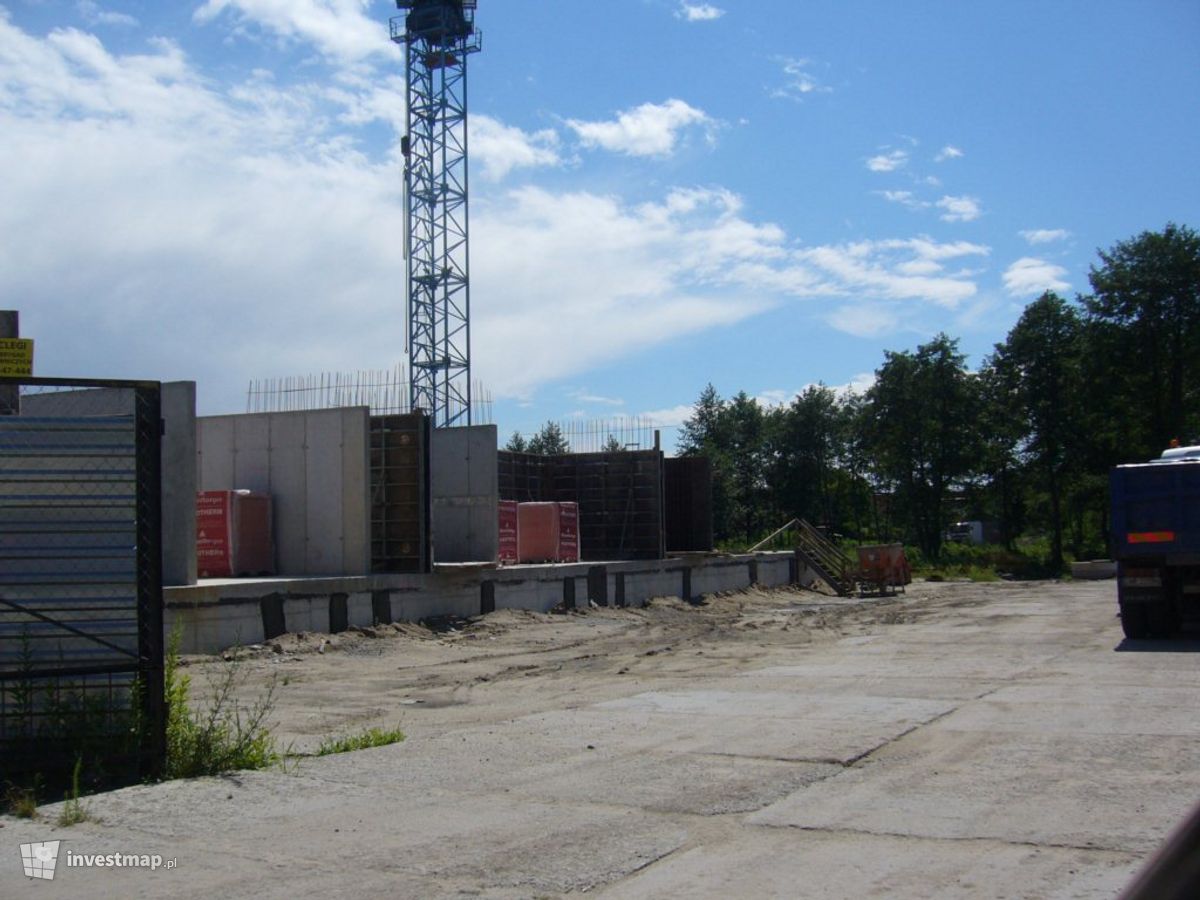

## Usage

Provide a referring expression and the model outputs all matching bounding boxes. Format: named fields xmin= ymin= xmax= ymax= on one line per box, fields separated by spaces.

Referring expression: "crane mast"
xmin=391 ymin=1 xmax=481 ymax=428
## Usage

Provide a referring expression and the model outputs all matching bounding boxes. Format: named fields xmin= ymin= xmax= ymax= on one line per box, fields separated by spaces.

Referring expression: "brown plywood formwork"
xmin=370 ymin=413 xmax=431 ymax=573
xmin=664 ymin=456 xmax=714 ymax=552
xmin=498 ymin=450 xmax=665 ymax=560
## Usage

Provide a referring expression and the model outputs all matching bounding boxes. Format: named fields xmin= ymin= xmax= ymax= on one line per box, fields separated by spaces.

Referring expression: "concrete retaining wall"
xmin=431 ymin=425 xmax=498 ymax=563
xmin=197 ymin=407 xmax=371 ymax=577
xmin=165 ymin=551 xmax=819 ymax=654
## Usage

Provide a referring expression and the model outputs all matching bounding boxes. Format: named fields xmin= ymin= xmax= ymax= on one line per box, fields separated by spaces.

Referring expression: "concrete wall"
xmin=196 ymin=408 xmax=371 ymax=577
xmin=164 ymin=551 xmax=821 ymax=653
xmin=431 ymin=424 xmax=498 ymax=563
xmin=162 ymin=383 xmax=198 ymax=586
xmin=22 ymin=381 xmax=198 ymax=586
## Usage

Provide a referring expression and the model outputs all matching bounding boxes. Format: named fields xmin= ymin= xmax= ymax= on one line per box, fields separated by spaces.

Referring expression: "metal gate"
xmin=0 ymin=378 xmax=165 ymax=791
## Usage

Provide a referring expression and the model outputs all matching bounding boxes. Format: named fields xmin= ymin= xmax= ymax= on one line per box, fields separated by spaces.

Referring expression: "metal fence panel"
xmin=0 ymin=378 xmax=164 ymax=790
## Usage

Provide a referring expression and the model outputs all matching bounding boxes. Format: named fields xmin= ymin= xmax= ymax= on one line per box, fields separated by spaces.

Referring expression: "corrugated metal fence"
xmin=0 ymin=378 xmax=164 ymax=791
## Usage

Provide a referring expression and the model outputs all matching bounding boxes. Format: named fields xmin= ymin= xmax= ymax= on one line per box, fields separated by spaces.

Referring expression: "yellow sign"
xmin=0 ymin=338 xmax=33 ymax=376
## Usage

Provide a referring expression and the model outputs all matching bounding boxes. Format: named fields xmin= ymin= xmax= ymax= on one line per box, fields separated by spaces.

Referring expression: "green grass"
xmin=316 ymin=726 xmax=405 ymax=757
xmin=905 ymin=540 xmax=1063 ymax=581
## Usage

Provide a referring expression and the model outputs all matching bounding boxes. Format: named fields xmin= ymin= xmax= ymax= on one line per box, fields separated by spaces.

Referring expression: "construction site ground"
xmin=5 ymin=578 xmax=1199 ymax=898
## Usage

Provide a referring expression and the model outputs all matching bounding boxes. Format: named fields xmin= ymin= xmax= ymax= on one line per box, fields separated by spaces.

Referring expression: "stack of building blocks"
xmin=498 ymin=500 xmax=519 ymax=564
xmin=516 ymin=502 xmax=579 ymax=563
xmin=196 ymin=490 xmax=274 ymax=578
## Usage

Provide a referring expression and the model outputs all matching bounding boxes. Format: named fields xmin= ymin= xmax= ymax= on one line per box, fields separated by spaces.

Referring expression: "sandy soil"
xmin=8 ymin=577 xmax=1197 ymax=899
xmin=182 ymin=581 xmax=1006 ymax=753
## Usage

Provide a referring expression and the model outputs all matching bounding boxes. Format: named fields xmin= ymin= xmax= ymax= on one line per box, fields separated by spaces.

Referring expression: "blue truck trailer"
xmin=1110 ymin=445 xmax=1200 ymax=639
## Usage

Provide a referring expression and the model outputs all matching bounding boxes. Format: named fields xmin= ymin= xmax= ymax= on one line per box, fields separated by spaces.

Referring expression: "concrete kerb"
xmin=164 ymin=552 xmax=814 ymax=654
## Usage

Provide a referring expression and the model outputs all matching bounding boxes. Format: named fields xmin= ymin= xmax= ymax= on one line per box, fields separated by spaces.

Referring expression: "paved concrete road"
xmin=4 ymin=580 xmax=1199 ymax=898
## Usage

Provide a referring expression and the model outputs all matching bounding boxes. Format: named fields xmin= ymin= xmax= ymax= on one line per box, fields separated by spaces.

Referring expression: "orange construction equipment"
xmin=856 ymin=543 xmax=911 ymax=595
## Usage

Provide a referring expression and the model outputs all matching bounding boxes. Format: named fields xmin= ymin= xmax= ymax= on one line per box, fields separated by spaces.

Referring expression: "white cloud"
xmin=76 ymin=1 xmax=138 ymax=28
xmin=826 ymin=304 xmax=903 ymax=339
xmin=796 ymin=238 xmax=989 ymax=310
xmin=193 ymin=0 xmax=393 ymax=64
xmin=772 ymin=57 xmax=831 ymax=101
xmin=676 ymin=3 xmax=725 ymax=22
xmin=474 ymin=185 xmax=779 ymax=394
xmin=759 ymin=374 xmax=877 ymax=405
xmin=866 ymin=149 xmax=908 ymax=172
xmin=838 ymin=372 xmax=877 ymax=396
xmin=0 ymin=16 xmax=1000 ymax=412
xmin=936 ymin=194 xmax=982 ymax=222
xmin=878 ymin=190 xmax=930 ymax=211
xmin=569 ymin=389 xmax=624 ymax=407
xmin=471 ymin=115 xmax=560 ymax=181
xmin=637 ymin=403 xmax=696 ymax=428
xmin=935 ymin=145 xmax=963 ymax=162
xmin=566 ymin=99 xmax=713 ymax=158
xmin=1002 ymin=258 xmax=1070 ymax=297
xmin=1020 ymin=228 xmax=1070 ymax=245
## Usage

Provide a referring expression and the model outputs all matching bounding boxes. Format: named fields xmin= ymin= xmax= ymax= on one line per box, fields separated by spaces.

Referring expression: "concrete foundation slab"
xmin=749 ymin=729 xmax=1200 ymax=855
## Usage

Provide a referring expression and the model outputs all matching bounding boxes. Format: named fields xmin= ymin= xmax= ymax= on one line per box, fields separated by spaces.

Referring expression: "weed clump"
xmin=164 ymin=630 xmax=281 ymax=778
xmin=56 ymin=757 xmax=93 ymax=827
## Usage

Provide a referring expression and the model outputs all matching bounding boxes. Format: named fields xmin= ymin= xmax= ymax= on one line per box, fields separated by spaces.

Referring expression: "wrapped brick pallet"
xmin=517 ymin=502 xmax=579 ymax=563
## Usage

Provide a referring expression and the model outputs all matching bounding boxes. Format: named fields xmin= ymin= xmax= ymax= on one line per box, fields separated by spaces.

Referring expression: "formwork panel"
xmin=664 ymin=456 xmax=713 ymax=552
xmin=498 ymin=450 xmax=664 ymax=561
xmin=370 ymin=414 xmax=431 ymax=573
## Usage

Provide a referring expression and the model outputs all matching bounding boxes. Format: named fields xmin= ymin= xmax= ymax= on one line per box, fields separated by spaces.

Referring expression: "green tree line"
xmin=678 ymin=223 xmax=1200 ymax=569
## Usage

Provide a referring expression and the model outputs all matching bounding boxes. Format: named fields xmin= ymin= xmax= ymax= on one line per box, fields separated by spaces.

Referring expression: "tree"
xmin=764 ymin=385 xmax=842 ymax=527
xmin=601 ymin=434 xmax=624 ymax=453
xmin=679 ymin=384 xmax=734 ymax=541
xmin=525 ymin=421 xmax=570 ymax=455
xmin=504 ymin=431 xmax=528 ymax=453
xmin=678 ymin=383 xmax=727 ymax=456
xmin=861 ymin=334 xmax=980 ymax=560
xmin=1085 ymin=223 xmax=1200 ymax=454
xmin=973 ymin=360 xmax=1025 ymax=551
xmin=990 ymin=292 xmax=1084 ymax=570
xmin=724 ymin=391 xmax=768 ymax=540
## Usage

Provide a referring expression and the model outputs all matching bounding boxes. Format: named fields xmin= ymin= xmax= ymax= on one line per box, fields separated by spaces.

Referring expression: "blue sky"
xmin=3 ymin=1 xmax=1198 ymax=449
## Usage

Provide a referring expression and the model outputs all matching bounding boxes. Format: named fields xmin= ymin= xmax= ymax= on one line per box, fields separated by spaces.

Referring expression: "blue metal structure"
xmin=391 ymin=1 xmax=481 ymax=428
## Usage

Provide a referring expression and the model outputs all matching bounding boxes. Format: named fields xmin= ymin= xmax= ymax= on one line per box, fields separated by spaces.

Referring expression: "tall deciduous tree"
xmin=973 ymin=361 xmax=1025 ymax=550
xmin=1085 ymin=223 xmax=1200 ymax=454
xmin=764 ymin=385 xmax=841 ymax=527
xmin=862 ymin=334 xmax=980 ymax=560
xmin=990 ymin=292 xmax=1084 ymax=570
xmin=724 ymin=391 xmax=767 ymax=540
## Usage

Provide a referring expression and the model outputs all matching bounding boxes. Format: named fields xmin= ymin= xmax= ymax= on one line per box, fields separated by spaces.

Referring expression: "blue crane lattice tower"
xmin=391 ymin=1 xmax=481 ymax=428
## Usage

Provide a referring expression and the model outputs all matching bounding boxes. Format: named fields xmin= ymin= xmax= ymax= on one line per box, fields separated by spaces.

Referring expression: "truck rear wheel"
xmin=1119 ymin=599 xmax=1150 ymax=640
xmin=1146 ymin=600 xmax=1182 ymax=638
